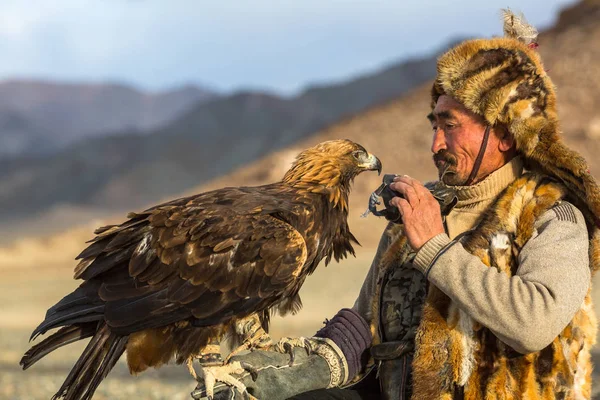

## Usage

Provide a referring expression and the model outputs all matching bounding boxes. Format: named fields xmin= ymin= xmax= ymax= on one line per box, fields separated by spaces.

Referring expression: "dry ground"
xmin=3 ymin=249 xmax=600 ymax=399
xmin=0 ymin=250 xmax=374 ymax=399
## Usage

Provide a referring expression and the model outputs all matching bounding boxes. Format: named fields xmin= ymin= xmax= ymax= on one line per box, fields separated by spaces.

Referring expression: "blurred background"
xmin=1 ymin=0 xmax=599 ymax=398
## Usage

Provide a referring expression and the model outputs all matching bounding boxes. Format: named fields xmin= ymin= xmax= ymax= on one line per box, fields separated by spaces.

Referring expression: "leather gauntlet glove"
xmin=190 ymin=339 xmax=345 ymax=400
xmin=191 ymin=308 xmax=371 ymax=400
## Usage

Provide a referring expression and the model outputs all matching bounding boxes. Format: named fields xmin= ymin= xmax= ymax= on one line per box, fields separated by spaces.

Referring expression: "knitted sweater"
xmin=354 ymin=157 xmax=590 ymax=354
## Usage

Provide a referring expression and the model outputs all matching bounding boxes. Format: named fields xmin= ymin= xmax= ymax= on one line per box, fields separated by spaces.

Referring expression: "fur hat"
xmin=431 ymin=9 xmax=600 ymax=226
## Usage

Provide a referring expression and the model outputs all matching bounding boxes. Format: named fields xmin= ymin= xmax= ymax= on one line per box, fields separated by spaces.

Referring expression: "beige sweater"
xmin=442 ymin=157 xmax=526 ymax=239
xmin=355 ymin=158 xmax=590 ymax=354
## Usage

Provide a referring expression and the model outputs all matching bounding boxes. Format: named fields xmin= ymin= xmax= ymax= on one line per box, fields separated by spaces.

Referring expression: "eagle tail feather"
xmin=31 ymin=305 xmax=105 ymax=340
xmin=31 ymin=283 xmax=104 ymax=340
xmin=52 ymin=323 xmax=127 ymax=400
xmin=20 ymin=323 xmax=97 ymax=370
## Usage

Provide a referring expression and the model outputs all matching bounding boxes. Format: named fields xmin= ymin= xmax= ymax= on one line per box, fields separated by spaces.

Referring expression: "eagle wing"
xmin=73 ymin=187 xmax=308 ymax=334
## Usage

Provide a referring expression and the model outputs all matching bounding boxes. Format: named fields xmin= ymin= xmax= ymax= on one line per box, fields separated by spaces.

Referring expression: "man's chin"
xmin=438 ymin=170 xmax=463 ymax=186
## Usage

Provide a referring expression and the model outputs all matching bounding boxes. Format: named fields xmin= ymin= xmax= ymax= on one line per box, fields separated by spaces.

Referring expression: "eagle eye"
xmin=352 ymin=150 xmax=365 ymax=160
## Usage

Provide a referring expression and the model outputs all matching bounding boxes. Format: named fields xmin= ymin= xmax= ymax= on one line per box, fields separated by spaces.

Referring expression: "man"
xmin=194 ymin=10 xmax=600 ymax=400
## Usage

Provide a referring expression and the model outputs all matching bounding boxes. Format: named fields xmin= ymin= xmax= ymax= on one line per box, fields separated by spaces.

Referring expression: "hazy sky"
xmin=0 ymin=0 xmax=577 ymax=94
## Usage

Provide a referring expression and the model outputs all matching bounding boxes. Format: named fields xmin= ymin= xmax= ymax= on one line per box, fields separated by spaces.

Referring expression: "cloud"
xmin=0 ymin=0 xmax=578 ymax=93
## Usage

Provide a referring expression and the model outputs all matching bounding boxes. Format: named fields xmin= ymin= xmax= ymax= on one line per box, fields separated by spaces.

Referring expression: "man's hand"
xmin=389 ymin=175 xmax=445 ymax=251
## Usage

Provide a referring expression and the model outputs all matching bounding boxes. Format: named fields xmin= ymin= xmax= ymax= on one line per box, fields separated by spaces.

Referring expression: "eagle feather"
xmin=20 ymin=139 xmax=381 ymax=400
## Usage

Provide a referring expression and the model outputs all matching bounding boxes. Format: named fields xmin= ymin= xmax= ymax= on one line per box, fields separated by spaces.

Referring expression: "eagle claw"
xmin=194 ymin=361 xmax=258 ymax=400
xmin=283 ymin=342 xmax=295 ymax=366
xmin=275 ymin=337 xmax=313 ymax=366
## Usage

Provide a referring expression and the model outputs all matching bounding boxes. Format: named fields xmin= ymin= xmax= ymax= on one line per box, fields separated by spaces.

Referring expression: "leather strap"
xmin=378 ymin=356 xmax=413 ymax=400
xmin=464 ymin=125 xmax=491 ymax=186
xmin=370 ymin=341 xmax=413 ymax=361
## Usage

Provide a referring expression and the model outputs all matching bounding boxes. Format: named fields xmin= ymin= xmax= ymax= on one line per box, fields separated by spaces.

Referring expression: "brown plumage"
xmin=19 ymin=139 xmax=381 ymax=400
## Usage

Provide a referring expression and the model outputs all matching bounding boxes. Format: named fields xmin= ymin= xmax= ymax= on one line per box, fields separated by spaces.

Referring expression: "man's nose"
xmin=431 ymin=129 xmax=446 ymax=154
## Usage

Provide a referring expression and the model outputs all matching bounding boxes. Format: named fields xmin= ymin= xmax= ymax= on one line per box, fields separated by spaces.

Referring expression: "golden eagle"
xmin=20 ymin=139 xmax=381 ymax=400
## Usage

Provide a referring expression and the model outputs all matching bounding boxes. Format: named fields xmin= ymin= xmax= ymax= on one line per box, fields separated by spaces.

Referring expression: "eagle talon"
xmin=303 ymin=338 xmax=313 ymax=356
xmin=283 ymin=342 xmax=295 ymax=366
xmin=195 ymin=361 xmax=257 ymax=400
xmin=275 ymin=336 xmax=313 ymax=367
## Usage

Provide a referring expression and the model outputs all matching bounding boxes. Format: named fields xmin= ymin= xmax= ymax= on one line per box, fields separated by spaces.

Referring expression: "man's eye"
xmin=445 ymin=123 xmax=455 ymax=130
xmin=432 ymin=126 xmax=438 ymax=132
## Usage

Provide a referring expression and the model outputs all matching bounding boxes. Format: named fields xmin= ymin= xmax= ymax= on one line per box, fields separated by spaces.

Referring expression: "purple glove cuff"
xmin=314 ymin=308 xmax=372 ymax=380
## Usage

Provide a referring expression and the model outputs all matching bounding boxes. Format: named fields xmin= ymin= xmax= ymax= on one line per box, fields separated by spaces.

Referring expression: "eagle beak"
xmin=360 ymin=153 xmax=382 ymax=176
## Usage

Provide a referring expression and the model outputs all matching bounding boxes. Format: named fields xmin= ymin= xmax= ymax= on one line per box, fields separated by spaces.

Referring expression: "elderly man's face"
xmin=429 ymin=95 xmax=514 ymax=185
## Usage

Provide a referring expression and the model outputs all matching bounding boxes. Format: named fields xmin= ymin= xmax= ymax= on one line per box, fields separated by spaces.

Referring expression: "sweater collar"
xmin=447 ymin=157 xmax=523 ymax=208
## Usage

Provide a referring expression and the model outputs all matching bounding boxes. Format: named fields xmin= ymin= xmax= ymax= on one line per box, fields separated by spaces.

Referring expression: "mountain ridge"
xmin=2 ymin=0 xmax=599 ymax=244
xmin=0 ymin=80 xmax=216 ymax=158
xmin=0 ymin=44 xmax=445 ymax=229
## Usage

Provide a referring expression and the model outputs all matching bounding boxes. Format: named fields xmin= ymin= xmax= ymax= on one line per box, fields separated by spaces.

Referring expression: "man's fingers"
xmin=390 ymin=197 xmax=411 ymax=216
xmin=392 ymin=176 xmax=419 ymax=192
xmin=390 ymin=181 xmax=421 ymax=206
xmin=393 ymin=175 xmax=435 ymax=200
xmin=404 ymin=186 xmax=421 ymax=206
xmin=411 ymin=181 xmax=434 ymax=198
xmin=393 ymin=175 xmax=416 ymax=185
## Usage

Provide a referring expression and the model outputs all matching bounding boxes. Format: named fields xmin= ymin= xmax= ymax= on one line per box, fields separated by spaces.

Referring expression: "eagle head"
xmin=282 ymin=139 xmax=382 ymax=209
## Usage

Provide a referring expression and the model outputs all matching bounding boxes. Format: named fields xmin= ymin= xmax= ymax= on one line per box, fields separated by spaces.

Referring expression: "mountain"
xmin=0 ymin=110 xmax=55 ymax=157
xmin=0 ymin=46 xmax=444 ymax=231
xmin=3 ymin=0 xmax=599 ymax=242
xmin=182 ymin=1 xmax=600 ymax=249
xmin=0 ymin=81 xmax=216 ymax=158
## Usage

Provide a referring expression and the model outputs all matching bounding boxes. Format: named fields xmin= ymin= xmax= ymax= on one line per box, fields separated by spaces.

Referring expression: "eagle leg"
xmin=187 ymin=357 xmax=200 ymax=381
xmin=274 ymin=337 xmax=314 ymax=366
xmin=197 ymin=361 xmax=259 ymax=400
xmin=224 ymin=314 xmax=273 ymax=363
xmin=187 ymin=338 xmax=224 ymax=382
xmin=196 ymin=340 xmax=224 ymax=367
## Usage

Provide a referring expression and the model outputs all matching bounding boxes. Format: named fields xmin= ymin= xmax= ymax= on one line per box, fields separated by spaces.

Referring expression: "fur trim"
xmin=432 ymin=18 xmax=600 ymax=228
xmin=410 ymin=173 xmax=598 ymax=399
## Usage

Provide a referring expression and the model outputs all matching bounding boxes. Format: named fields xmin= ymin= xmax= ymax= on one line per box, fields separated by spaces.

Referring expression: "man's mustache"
xmin=433 ymin=150 xmax=457 ymax=167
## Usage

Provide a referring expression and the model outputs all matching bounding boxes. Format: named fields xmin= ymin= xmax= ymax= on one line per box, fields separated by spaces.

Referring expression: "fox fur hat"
xmin=431 ymin=9 xmax=600 ymax=226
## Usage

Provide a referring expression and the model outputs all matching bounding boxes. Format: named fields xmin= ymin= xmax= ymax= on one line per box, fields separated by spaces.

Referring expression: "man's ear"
xmin=495 ymin=124 xmax=515 ymax=152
